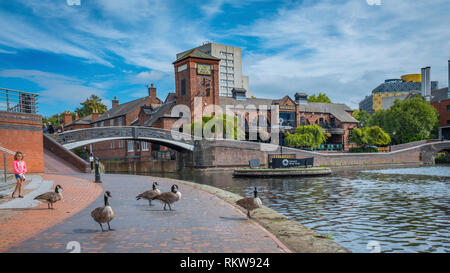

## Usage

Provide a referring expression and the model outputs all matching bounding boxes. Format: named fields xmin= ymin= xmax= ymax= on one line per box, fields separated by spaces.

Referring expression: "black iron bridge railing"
xmin=0 ymin=87 xmax=39 ymax=114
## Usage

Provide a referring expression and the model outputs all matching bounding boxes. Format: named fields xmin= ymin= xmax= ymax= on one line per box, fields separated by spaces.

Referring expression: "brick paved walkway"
xmin=0 ymin=174 xmax=102 ymax=252
xmin=6 ymin=174 xmax=288 ymax=253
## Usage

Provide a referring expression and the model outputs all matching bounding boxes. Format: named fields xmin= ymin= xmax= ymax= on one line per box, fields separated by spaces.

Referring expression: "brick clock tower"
xmin=173 ymin=49 xmax=220 ymax=118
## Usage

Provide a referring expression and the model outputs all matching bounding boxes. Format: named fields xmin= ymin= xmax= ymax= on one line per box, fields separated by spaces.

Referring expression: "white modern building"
xmin=176 ymin=42 xmax=250 ymax=97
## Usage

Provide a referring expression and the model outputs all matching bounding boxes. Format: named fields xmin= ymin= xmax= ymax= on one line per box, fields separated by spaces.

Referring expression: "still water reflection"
xmin=149 ymin=166 xmax=450 ymax=253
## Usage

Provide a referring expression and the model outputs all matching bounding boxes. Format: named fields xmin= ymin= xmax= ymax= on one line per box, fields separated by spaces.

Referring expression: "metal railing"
xmin=0 ymin=87 xmax=39 ymax=114
xmin=0 ymin=146 xmax=15 ymax=183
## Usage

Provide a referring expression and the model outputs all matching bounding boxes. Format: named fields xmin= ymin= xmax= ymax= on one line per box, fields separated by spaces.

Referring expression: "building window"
xmin=228 ymin=60 xmax=234 ymax=65
xmin=136 ymin=142 xmax=140 ymax=151
xmin=220 ymin=51 xmax=226 ymax=56
xmin=110 ymin=141 xmax=115 ymax=149
xmin=142 ymin=141 xmax=149 ymax=151
xmin=227 ymin=53 xmax=233 ymax=58
xmin=118 ymin=140 xmax=124 ymax=148
xmin=118 ymin=117 xmax=123 ymax=126
xmin=181 ymin=78 xmax=186 ymax=96
xmin=447 ymin=120 xmax=450 ymax=125
xmin=127 ymin=141 xmax=134 ymax=152
xmin=228 ymin=66 xmax=234 ymax=71
xmin=110 ymin=119 xmax=114 ymax=126
xmin=447 ymin=105 xmax=450 ymax=111
xmin=94 ymin=123 xmax=97 ymax=128
xmin=227 ymin=73 xmax=234 ymax=78
xmin=300 ymin=117 xmax=305 ymax=126
xmin=220 ymin=72 xmax=227 ymax=77
xmin=220 ymin=65 xmax=227 ymax=70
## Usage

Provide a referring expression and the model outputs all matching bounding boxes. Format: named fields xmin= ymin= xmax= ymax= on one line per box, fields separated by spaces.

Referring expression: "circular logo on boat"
xmin=282 ymin=159 xmax=289 ymax=166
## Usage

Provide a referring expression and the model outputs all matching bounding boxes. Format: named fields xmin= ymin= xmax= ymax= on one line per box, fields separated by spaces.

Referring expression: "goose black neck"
xmin=152 ymin=184 xmax=156 ymax=190
xmin=55 ymin=187 xmax=59 ymax=193
xmin=253 ymin=190 xmax=258 ymax=198
xmin=104 ymin=195 xmax=109 ymax=206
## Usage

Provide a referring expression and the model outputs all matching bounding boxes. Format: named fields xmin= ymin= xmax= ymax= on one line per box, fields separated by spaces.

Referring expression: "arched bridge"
xmin=53 ymin=126 xmax=195 ymax=151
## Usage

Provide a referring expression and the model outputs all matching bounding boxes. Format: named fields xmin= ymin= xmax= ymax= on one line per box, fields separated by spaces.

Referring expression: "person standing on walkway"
xmin=43 ymin=124 xmax=48 ymax=134
xmin=48 ymin=122 xmax=55 ymax=134
xmin=12 ymin=151 xmax=27 ymax=199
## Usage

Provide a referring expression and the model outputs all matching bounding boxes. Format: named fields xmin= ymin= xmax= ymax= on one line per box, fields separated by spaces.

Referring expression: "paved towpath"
xmin=5 ymin=174 xmax=288 ymax=253
xmin=0 ymin=174 xmax=102 ymax=252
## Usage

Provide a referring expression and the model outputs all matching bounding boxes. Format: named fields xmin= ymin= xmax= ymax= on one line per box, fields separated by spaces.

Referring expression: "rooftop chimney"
xmin=75 ymin=112 xmax=79 ymax=121
xmin=148 ymin=83 xmax=158 ymax=104
xmin=91 ymin=109 xmax=99 ymax=122
xmin=112 ymin=96 xmax=119 ymax=108
xmin=63 ymin=111 xmax=72 ymax=125
xmin=294 ymin=92 xmax=308 ymax=104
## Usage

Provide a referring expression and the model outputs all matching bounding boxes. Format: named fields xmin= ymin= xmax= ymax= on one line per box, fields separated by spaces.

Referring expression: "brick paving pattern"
xmin=6 ymin=174 xmax=287 ymax=253
xmin=0 ymin=174 xmax=102 ymax=252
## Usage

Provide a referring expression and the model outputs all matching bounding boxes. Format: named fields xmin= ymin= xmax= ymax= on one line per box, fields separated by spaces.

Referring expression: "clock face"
xmin=197 ymin=64 xmax=211 ymax=75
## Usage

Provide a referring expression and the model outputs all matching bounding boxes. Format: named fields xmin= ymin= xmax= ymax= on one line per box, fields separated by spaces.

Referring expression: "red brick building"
xmin=431 ymin=87 xmax=450 ymax=139
xmin=63 ymin=84 xmax=171 ymax=161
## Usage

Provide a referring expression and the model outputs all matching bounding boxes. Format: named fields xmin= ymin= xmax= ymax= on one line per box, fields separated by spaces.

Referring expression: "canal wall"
xmin=191 ymin=139 xmax=450 ymax=169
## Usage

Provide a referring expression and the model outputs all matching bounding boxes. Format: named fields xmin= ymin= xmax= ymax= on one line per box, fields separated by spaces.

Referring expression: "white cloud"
xmin=0 ymin=69 xmax=108 ymax=115
xmin=133 ymin=70 xmax=165 ymax=84
xmin=0 ymin=48 xmax=17 ymax=54
xmin=236 ymin=0 xmax=450 ymax=107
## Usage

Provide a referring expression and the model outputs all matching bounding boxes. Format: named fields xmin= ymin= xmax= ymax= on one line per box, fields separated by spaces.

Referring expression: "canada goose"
xmin=34 ymin=185 xmax=63 ymax=209
xmin=236 ymin=187 xmax=262 ymax=218
xmin=154 ymin=184 xmax=181 ymax=211
xmin=91 ymin=191 xmax=115 ymax=232
xmin=136 ymin=182 xmax=161 ymax=206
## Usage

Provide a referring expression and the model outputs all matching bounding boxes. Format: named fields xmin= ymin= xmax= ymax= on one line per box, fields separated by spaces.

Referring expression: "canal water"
xmin=149 ymin=166 xmax=450 ymax=253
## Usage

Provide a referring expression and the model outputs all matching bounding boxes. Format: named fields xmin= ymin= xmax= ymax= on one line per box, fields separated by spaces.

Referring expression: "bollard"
xmin=94 ymin=157 xmax=102 ymax=183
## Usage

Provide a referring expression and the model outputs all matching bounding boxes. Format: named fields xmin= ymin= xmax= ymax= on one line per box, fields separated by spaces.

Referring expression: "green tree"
xmin=307 ymin=93 xmax=332 ymax=103
xmin=353 ymin=109 xmax=371 ymax=127
xmin=285 ymin=124 xmax=327 ymax=149
xmin=43 ymin=113 xmax=63 ymax=127
xmin=190 ymin=114 xmax=244 ymax=140
xmin=75 ymin=94 xmax=107 ymax=118
xmin=367 ymin=96 xmax=439 ymax=144
xmin=350 ymin=126 xmax=391 ymax=148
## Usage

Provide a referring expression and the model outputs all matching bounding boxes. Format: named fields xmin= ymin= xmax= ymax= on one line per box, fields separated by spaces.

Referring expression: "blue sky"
xmin=0 ymin=0 xmax=449 ymax=117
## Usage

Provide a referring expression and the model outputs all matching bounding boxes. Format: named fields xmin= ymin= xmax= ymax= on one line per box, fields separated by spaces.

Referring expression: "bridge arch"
xmin=54 ymin=126 xmax=195 ymax=152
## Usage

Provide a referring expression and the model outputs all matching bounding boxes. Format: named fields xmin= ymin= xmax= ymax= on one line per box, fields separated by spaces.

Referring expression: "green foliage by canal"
xmin=366 ymin=97 xmax=439 ymax=144
xmin=349 ymin=126 xmax=391 ymax=150
xmin=284 ymin=124 xmax=327 ymax=149
xmin=190 ymin=114 xmax=245 ymax=140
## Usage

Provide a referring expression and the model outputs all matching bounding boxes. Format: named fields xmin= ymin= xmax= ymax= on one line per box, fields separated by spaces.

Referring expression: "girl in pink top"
xmin=12 ymin=151 xmax=27 ymax=199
